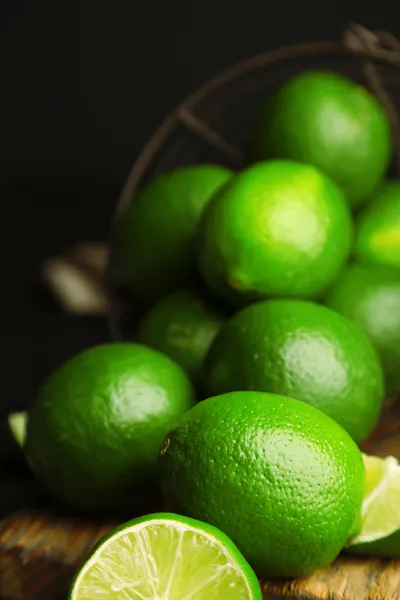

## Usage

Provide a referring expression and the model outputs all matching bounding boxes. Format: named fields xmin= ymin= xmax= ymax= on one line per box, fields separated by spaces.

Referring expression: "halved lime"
xmin=8 ymin=411 xmax=28 ymax=448
xmin=70 ymin=513 xmax=262 ymax=599
xmin=347 ymin=454 xmax=400 ymax=557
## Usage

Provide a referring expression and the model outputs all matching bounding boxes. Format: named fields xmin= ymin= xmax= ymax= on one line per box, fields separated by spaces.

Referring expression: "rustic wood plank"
xmin=0 ymin=509 xmax=117 ymax=600
xmin=261 ymin=557 xmax=400 ymax=600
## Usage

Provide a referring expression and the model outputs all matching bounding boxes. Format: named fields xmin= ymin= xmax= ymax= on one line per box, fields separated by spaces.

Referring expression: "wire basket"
xmin=104 ymin=24 xmax=400 ymax=340
xmin=117 ymin=24 xmax=400 ymax=217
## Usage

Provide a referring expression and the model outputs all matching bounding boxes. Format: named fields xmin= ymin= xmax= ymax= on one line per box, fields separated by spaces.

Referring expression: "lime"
xmin=197 ymin=160 xmax=352 ymax=305
xmin=347 ymin=454 xmax=400 ymax=557
xmin=354 ymin=180 xmax=400 ymax=268
xmin=111 ymin=165 xmax=233 ymax=304
xmin=8 ymin=411 xmax=28 ymax=448
xmin=325 ymin=263 xmax=400 ymax=395
xmin=136 ymin=288 xmax=228 ymax=383
xmin=203 ymin=299 xmax=384 ymax=444
xmin=25 ymin=343 xmax=196 ymax=513
xmin=160 ymin=391 xmax=365 ymax=577
xmin=70 ymin=512 xmax=262 ymax=599
xmin=250 ymin=70 xmax=392 ymax=208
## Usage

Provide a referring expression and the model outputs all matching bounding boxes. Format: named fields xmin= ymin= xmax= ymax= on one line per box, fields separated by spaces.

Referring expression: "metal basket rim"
xmin=116 ymin=40 xmax=395 ymax=213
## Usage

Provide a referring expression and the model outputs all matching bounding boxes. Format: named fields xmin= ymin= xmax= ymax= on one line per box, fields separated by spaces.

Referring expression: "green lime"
xmin=25 ymin=343 xmax=196 ymax=513
xmin=250 ymin=70 xmax=392 ymax=208
xmin=70 ymin=512 xmax=262 ymax=599
xmin=203 ymin=299 xmax=384 ymax=444
xmin=198 ymin=160 xmax=352 ymax=305
xmin=347 ymin=454 xmax=400 ymax=557
xmin=8 ymin=411 xmax=28 ymax=448
xmin=160 ymin=391 xmax=365 ymax=577
xmin=325 ymin=264 xmax=400 ymax=395
xmin=354 ymin=180 xmax=400 ymax=268
xmin=111 ymin=165 xmax=233 ymax=304
xmin=136 ymin=289 xmax=228 ymax=384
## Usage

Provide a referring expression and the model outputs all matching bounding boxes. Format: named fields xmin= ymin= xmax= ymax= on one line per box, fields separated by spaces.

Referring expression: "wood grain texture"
xmin=0 ymin=401 xmax=399 ymax=600
xmin=261 ymin=557 xmax=400 ymax=600
xmin=0 ymin=508 xmax=117 ymax=600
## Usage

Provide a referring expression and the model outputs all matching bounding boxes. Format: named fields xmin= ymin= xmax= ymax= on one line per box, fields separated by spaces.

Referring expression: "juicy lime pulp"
xmin=70 ymin=513 xmax=262 ymax=599
xmin=347 ymin=454 xmax=400 ymax=556
xmin=8 ymin=411 xmax=28 ymax=447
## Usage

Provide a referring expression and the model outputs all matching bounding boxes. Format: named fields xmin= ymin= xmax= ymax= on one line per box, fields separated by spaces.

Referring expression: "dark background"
xmin=0 ymin=1 xmax=398 ymax=510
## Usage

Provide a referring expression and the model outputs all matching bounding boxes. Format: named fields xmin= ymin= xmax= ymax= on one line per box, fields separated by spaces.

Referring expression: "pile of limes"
xmin=17 ymin=69 xmax=400 ymax=598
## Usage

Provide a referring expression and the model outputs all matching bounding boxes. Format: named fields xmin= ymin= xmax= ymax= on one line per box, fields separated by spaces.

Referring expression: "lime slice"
xmin=8 ymin=411 xmax=28 ymax=448
xmin=347 ymin=454 xmax=400 ymax=556
xmin=70 ymin=513 xmax=262 ymax=599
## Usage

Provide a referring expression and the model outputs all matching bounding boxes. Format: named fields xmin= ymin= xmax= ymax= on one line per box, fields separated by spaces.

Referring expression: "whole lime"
xmin=136 ymin=288 xmax=228 ymax=383
xmin=160 ymin=391 xmax=365 ymax=577
xmin=250 ymin=70 xmax=392 ymax=208
xmin=354 ymin=180 xmax=400 ymax=268
xmin=198 ymin=160 xmax=352 ymax=305
xmin=111 ymin=165 xmax=233 ymax=304
xmin=326 ymin=264 xmax=400 ymax=395
xmin=203 ymin=299 xmax=384 ymax=443
xmin=25 ymin=343 xmax=196 ymax=513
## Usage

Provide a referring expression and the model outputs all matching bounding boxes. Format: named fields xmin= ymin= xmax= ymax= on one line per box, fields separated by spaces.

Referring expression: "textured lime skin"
xmin=25 ymin=344 xmax=196 ymax=513
xmin=203 ymin=300 xmax=384 ymax=443
xmin=70 ymin=512 xmax=262 ymax=600
xmin=346 ymin=529 xmax=400 ymax=558
xmin=326 ymin=264 xmax=400 ymax=395
xmin=111 ymin=165 xmax=233 ymax=304
xmin=250 ymin=71 xmax=392 ymax=209
xmin=197 ymin=160 xmax=352 ymax=305
xmin=136 ymin=289 xmax=228 ymax=383
xmin=160 ymin=391 xmax=366 ymax=577
xmin=354 ymin=180 xmax=400 ymax=268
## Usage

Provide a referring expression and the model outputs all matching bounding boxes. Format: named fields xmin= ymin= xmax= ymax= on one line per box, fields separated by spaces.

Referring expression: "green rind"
xmin=197 ymin=160 xmax=353 ymax=305
xmin=203 ymin=299 xmax=384 ymax=444
xmin=69 ymin=512 xmax=262 ymax=600
xmin=25 ymin=343 xmax=196 ymax=514
xmin=160 ymin=391 xmax=365 ymax=578
xmin=250 ymin=70 xmax=392 ymax=208
xmin=354 ymin=180 xmax=400 ymax=269
xmin=136 ymin=288 xmax=228 ymax=383
xmin=111 ymin=165 xmax=233 ymax=304
xmin=325 ymin=263 xmax=400 ymax=395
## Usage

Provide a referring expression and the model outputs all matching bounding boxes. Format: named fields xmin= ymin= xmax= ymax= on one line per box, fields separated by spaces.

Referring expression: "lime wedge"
xmin=347 ymin=454 xmax=400 ymax=557
xmin=8 ymin=411 xmax=28 ymax=448
xmin=70 ymin=513 xmax=262 ymax=599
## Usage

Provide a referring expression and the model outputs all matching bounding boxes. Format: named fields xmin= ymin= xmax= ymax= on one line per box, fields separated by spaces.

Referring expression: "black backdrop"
xmin=0 ymin=2 xmax=397 ymax=440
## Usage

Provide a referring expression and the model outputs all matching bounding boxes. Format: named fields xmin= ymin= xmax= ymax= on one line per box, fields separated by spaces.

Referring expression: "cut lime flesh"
xmin=70 ymin=513 xmax=261 ymax=599
xmin=8 ymin=411 xmax=28 ymax=448
xmin=348 ymin=454 xmax=400 ymax=547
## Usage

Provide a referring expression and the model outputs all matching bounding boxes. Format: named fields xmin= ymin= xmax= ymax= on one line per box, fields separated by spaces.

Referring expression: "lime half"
xmin=8 ymin=411 xmax=28 ymax=448
xmin=347 ymin=454 xmax=400 ymax=557
xmin=70 ymin=513 xmax=262 ymax=599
